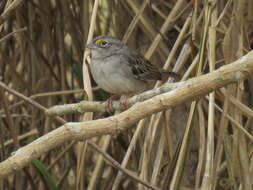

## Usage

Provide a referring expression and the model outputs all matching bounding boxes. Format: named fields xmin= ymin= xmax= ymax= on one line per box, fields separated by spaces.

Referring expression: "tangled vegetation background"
xmin=1 ymin=0 xmax=253 ymax=189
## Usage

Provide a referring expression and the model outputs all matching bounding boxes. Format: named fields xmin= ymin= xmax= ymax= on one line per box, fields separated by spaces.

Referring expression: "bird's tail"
xmin=160 ymin=70 xmax=180 ymax=81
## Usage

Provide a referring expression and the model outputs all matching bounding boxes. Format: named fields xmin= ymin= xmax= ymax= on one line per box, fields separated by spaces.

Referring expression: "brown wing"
xmin=127 ymin=54 xmax=163 ymax=81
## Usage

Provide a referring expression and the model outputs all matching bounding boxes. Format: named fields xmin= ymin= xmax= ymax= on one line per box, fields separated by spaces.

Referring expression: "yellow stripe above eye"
xmin=95 ymin=39 xmax=105 ymax=44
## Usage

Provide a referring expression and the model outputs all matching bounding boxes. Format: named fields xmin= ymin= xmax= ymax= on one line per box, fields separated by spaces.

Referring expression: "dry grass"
xmin=0 ymin=0 xmax=253 ymax=190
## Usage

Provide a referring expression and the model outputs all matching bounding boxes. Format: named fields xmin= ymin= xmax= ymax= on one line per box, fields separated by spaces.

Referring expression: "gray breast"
xmin=90 ymin=55 xmax=150 ymax=94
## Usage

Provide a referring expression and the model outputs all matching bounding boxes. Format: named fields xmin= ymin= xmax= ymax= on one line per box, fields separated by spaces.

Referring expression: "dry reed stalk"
xmin=1 ymin=1 xmax=253 ymax=189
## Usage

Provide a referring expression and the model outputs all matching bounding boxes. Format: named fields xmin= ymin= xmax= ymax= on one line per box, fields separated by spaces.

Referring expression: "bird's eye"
xmin=94 ymin=39 xmax=109 ymax=48
xmin=100 ymin=41 xmax=108 ymax=47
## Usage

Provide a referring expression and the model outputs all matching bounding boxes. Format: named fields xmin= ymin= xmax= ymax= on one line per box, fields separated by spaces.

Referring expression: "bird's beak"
xmin=85 ymin=42 xmax=95 ymax=49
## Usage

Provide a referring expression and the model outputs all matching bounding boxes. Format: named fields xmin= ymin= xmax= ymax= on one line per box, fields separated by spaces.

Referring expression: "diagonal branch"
xmin=0 ymin=51 xmax=253 ymax=179
xmin=46 ymin=82 xmax=183 ymax=115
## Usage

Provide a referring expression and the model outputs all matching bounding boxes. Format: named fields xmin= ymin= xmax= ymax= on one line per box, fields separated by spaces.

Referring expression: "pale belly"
xmin=90 ymin=58 xmax=150 ymax=94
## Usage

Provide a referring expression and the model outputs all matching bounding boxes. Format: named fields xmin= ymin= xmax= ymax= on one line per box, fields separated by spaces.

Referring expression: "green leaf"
xmin=32 ymin=159 xmax=59 ymax=190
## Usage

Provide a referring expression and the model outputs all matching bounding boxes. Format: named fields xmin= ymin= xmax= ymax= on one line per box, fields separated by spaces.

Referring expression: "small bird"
xmin=86 ymin=36 xmax=178 ymax=96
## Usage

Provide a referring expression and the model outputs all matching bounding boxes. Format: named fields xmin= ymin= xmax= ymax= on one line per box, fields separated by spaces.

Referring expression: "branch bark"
xmin=0 ymin=51 xmax=253 ymax=179
xmin=46 ymin=82 xmax=183 ymax=115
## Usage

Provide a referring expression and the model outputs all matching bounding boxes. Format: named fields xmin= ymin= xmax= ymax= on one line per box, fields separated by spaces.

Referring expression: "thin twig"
xmin=0 ymin=27 xmax=27 ymax=43
xmin=87 ymin=141 xmax=161 ymax=190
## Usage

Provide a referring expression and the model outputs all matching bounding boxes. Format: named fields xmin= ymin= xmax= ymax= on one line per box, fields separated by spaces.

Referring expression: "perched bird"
xmin=86 ymin=35 xmax=178 ymax=96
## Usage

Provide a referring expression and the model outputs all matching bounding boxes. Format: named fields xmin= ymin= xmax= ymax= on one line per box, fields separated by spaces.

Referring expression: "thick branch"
xmin=0 ymin=51 xmax=253 ymax=179
xmin=46 ymin=82 xmax=183 ymax=115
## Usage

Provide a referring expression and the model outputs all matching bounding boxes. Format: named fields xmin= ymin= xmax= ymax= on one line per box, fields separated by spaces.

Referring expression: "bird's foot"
xmin=119 ymin=94 xmax=134 ymax=110
xmin=105 ymin=95 xmax=120 ymax=114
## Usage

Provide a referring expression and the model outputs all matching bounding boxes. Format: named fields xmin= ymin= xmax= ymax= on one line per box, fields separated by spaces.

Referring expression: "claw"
xmin=119 ymin=95 xmax=129 ymax=110
xmin=119 ymin=93 xmax=134 ymax=110
xmin=105 ymin=94 xmax=134 ymax=114
xmin=105 ymin=95 xmax=120 ymax=114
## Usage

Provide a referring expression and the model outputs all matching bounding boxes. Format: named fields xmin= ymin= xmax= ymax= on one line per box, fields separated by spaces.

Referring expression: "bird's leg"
xmin=105 ymin=94 xmax=120 ymax=114
xmin=119 ymin=93 xmax=134 ymax=110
